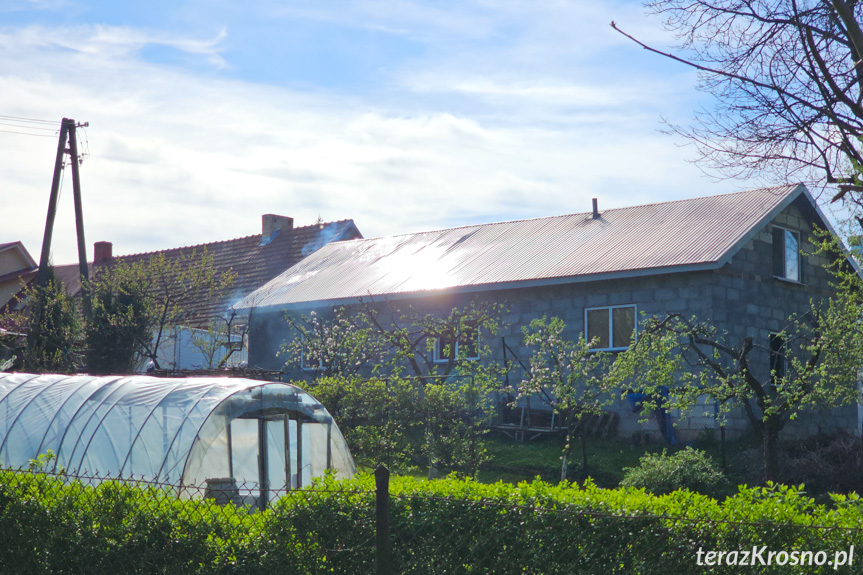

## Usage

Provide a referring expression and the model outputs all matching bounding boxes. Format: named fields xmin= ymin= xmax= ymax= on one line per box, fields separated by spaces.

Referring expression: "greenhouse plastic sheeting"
xmin=0 ymin=374 xmax=355 ymax=489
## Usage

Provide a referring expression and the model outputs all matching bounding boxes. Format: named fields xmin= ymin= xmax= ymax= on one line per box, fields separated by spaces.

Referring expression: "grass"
xmin=478 ymin=430 xmax=760 ymax=488
xmin=352 ymin=428 xmax=761 ymax=489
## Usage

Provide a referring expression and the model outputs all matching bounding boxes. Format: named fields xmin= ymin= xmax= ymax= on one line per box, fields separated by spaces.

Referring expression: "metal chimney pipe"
xmin=592 ymin=198 xmax=599 ymax=219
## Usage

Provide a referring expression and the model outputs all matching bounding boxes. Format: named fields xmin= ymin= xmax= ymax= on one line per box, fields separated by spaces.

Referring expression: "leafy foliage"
xmin=519 ymin=315 xmax=612 ymax=419
xmin=282 ymin=307 xmax=387 ymax=376
xmin=620 ymin=447 xmax=731 ymax=498
xmin=84 ymin=249 xmax=235 ymax=372
xmin=283 ymin=300 xmax=505 ymax=379
xmin=606 ymin=234 xmax=863 ymax=481
xmin=284 ymin=301 xmax=506 ymax=477
xmin=85 ymin=266 xmax=151 ymax=374
xmin=298 ymin=375 xmax=494 ymax=476
xmin=3 ymin=468 xmax=863 ymax=574
xmin=21 ymin=267 xmax=82 ymax=373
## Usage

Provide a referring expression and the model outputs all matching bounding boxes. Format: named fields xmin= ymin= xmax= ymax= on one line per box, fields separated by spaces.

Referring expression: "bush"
xmin=2 ymin=469 xmax=863 ymax=574
xmin=619 ymin=447 xmax=730 ymax=498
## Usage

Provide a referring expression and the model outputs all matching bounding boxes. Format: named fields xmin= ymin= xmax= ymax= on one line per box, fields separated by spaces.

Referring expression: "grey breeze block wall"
xmin=248 ymin=195 xmax=858 ymax=442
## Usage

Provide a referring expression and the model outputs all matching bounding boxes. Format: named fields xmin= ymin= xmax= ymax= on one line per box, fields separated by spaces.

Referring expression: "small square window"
xmin=432 ymin=322 xmax=479 ymax=363
xmin=773 ymin=227 xmax=801 ymax=282
xmin=585 ymin=305 xmax=636 ymax=351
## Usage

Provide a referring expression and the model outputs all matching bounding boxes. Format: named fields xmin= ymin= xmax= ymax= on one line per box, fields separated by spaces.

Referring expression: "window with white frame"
xmin=585 ymin=305 xmax=636 ymax=351
xmin=432 ymin=322 xmax=480 ymax=363
xmin=772 ymin=226 xmax=801 ymax=282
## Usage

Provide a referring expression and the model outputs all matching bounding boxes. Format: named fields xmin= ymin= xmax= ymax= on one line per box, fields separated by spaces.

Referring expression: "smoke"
xmin=301 ymin=221 xmax=350 ymax=257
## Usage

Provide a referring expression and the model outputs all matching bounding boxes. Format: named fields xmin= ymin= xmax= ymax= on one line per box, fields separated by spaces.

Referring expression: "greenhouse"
xmin=0 ymin=373 xmax=355 ymax=505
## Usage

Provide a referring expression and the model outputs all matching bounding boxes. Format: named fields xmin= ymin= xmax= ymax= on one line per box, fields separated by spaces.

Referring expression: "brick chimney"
xmin=262 ymin=214 xmax=294 ymax=242
xmin=94 ymin=241 xmax=113 ymax=263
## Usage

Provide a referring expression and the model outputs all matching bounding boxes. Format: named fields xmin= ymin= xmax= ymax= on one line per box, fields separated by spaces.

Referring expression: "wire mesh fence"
xmin=0 ymin=465 xmax=861 ymax=574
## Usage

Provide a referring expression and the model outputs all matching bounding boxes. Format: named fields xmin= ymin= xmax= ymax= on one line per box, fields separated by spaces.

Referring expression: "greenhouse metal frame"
xmin=0 ymin=373 xmax=355 ymax=505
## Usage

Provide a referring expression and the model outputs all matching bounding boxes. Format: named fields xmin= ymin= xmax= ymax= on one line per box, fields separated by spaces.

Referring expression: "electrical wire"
xmin=0 ymin=121 xmax=56 ymax=132
xmin=0 ymin=128 xmax=57 ymax=138
xmin=56 ymin=159 xmax=66 ymax=205
xmin=78 ymin=125 xmax=91 ymax=163
xmin=0 ymin=115 xmax=62 ymax=138
xmin=0 ymin=114 xmax=58 ymax=125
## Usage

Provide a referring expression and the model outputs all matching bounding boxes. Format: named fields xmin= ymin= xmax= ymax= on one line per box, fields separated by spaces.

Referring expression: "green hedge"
xmin=0 ymin=469 xmax=862 ymax=574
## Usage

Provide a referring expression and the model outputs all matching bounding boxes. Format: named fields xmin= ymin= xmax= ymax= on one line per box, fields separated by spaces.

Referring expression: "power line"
xmin=0 ymin=120 xmax=57 ymax=132
xmin=0 ymin=128 xmax=57 ymax=138
xmin=0 ymin=114 xmax=58 ymax=125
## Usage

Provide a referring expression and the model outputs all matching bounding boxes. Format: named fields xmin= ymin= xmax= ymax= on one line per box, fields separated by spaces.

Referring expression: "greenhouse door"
xmin=228 ymin=414 xmax=330 ymax=508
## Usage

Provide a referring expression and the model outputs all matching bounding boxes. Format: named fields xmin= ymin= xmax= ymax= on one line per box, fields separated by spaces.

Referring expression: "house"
xmin=0 ymin=242 xmax=37 ymax=365
xmin=233 ymin=184 xmax=859 ymax=441
xmin=0 ymin=242 xmax=37 ymax=312
xmin=7 ymin=215 xmax=362 ymax=371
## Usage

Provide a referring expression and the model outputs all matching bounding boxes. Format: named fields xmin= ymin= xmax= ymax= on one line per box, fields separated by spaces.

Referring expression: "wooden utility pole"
xmin=68 ymin=121 xmax=91 ymax=319
xmin=35 ymin=117 xmax=91 ymax=315
xmin=35 ymin=119 xmax=71 ymax=289
xmin=27 ymin=117 xmax=92 ymax=364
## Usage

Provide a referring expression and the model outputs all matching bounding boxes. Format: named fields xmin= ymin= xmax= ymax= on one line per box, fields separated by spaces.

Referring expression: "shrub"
xmin=2 ymin=469 xmax=863 ymax=574
xmin=619 ymin=447 xmax=730 ymax=498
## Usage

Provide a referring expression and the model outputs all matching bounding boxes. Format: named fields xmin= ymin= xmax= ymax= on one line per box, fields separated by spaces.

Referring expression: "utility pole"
xmin=35 ymin=118 xmax=91 ymax=304
xmin=68 ymin=121 xmax=92 ymax=319
xmin=35 ymin=119 xmax=71 ymax=289
xmin=29 ymin=117 xmax=91 ymax=361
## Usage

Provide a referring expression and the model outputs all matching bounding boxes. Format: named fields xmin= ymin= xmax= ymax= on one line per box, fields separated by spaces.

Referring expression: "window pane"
xmin=784 ymin=230 xmax=799 ymax=281
xmin=459 ymin=326 xmax=478 ymax=359
xmin=586 ymin=309 xmax=609 ymax=349
xmin=436 ymin=335 xmax=455 ymax=361
xmin=612 ymin=306 xmax=635 ymax=348
xmin=769 ymin=333 xmax=786 ymax=381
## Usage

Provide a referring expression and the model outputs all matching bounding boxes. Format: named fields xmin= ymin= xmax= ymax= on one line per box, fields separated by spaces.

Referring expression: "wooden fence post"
xmin=375 ymin=464 xmax=391 ymax=575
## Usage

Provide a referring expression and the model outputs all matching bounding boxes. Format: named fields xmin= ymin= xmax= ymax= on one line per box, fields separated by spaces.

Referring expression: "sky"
xmin=1 ymin=0 xmax=767 ymax=264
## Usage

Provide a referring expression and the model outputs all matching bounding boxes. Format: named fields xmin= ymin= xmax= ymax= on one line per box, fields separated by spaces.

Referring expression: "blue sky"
xmin=1 ymin=0 xmax=771 ymax=263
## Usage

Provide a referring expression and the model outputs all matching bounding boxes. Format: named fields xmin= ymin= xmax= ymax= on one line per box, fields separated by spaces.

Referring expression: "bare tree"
xmin=613 ymin=0 xmax=863 ymax=204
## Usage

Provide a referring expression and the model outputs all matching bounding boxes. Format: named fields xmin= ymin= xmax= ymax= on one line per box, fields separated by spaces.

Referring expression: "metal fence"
xmin=0 ymin=466 xmax=860 ymax=574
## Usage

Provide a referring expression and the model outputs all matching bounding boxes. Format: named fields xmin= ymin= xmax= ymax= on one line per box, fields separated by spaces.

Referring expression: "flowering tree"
xmin=605 ymin=236 xmax=863 ymax=482
xmin=282 ymin=300 xmax=508 ymax=476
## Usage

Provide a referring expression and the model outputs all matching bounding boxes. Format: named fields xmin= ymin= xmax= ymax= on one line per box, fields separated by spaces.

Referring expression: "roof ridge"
xmin=343 ymin=185 xmax=802 ymax=244
xmin=111 ymin=233 xmax=263 ymax=261
xmin=294 ymin=219 xmax=355 ymax=231
xmin=100 ymin=219 xmax=355 ymax=262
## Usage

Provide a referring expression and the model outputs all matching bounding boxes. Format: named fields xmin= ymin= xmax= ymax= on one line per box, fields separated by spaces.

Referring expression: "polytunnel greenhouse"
xmin=0 ymin=373 xmax=355 ymax=505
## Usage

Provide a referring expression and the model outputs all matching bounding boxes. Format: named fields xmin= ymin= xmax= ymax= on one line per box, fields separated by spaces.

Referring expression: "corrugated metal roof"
xmin=235 ymin=184 xmax=808 ymax=311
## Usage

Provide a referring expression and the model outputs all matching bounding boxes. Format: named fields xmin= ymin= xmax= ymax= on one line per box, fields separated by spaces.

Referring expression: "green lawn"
xmin=479 ymin=431 xmax=758 ymax=488
xmin=354 ymin=430 xmax=759 ymax=488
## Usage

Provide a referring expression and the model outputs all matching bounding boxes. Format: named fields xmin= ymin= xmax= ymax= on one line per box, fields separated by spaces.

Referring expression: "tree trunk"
xmin=763 ymin=418 xmax=780 ymax=483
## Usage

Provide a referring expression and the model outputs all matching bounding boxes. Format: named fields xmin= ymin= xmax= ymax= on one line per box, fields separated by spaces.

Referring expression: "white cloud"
xmin=0 ymin=7 xmax=738 ymax=267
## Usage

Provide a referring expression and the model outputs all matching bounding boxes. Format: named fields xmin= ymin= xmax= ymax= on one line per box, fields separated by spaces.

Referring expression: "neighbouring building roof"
xmin=234 ymin=184 xmax=832 ymax=311
xmin=50 ymin=217 xmax=361 ymax=326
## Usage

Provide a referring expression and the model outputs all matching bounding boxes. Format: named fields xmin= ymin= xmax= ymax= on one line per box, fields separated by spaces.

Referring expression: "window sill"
xmin=773 ymin=276 xmax=805 ymax=286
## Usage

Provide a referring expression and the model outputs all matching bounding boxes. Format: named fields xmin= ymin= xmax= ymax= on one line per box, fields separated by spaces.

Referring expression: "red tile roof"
xmin=54 ymin=219 xmax=361 ymax=327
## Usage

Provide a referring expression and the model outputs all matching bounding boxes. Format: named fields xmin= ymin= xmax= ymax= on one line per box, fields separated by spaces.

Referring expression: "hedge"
xmin=0 ymin=469 xmax=861 ymax=574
